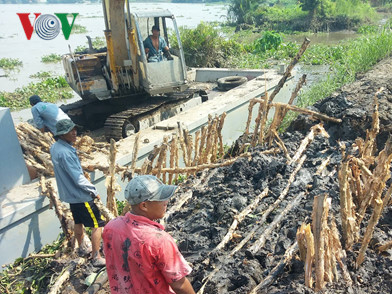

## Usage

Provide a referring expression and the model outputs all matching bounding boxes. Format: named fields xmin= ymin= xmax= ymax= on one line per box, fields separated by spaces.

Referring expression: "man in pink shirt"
xmin=103 ymin=175 xmax=195 ymax=294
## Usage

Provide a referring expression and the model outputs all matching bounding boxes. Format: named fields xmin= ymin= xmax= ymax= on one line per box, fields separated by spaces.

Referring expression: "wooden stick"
xmin=361 ymin=89 xmax=381 ymax=159
xmin=268 ymin=38 xmax=310 ymax=104
xmin=25 ymin=253 xmax=56 ymax=260
xmin=48 ymin=258 xmax=85 ymax=294
xmin=251 ymin=92 xmax=269 ymax=146
xmin=130 ymin=133 xmax=140 ymax=177
xmin=358 ymin=138 xmax=392 ymax=225
xmin=330 ymin=216 xmax=352 ymax=286
xmin=356 ymin=197 xmax=384 ymax=268
xmin=249 ymin=242 xmax=298 ymax=294
xmin=253 ymin=99 xmax=342 ymax=124
xmin=312 ymin=195 xmax=329 ymax=291
xmin=198 ymin=125 xmax=207 ymax=165
xmin=273 ymin=130 xmax=291 ymax=161
xmin=289 ymin=123 xmax=329 ymax=165
xmin=168 ymin=137 xmax=177 ymax=184
xmin=248 ymin=191 xmax=305 ymax=256
xmin=339 ymin=159 xmax=356 ymax=250
xmin=213 ymin=188 xmax=268 ymax=253
xmin=192 ymin=130 xmax=201 ymax=166
xmin=106 ymin=139 xmax=119 ymax=217
xmin=134 ymin=152 xmax=252 ymax=174
xmin=217 ymin=112 xmax=227 ymax=158
xmin=296 ymin=223 xmax=307 ymax=262
xmin=41 ymin=178 xmax=75 ymax=248
xmin=154 ymin=137 xmax=169 ymax=179
xmin=304 ymin=223 xmax=314 ymax=288
xmin=244 ymin=99 xmax=258 ymax=137
xmin=94 ymin=198 xmax=115 ymax=221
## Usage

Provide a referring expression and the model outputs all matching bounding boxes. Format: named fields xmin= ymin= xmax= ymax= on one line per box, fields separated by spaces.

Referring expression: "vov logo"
xmin=17 ymin=13 xmax=79 ymax=40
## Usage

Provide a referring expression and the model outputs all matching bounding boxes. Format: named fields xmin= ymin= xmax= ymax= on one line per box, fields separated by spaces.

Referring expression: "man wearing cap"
xmin=103 ymin=175 xmax=196 ymax=294
xmin=143 ymin=25 xmax=173 ymax=62
xmin=50 ymin=119 xmax=106 ymax=267
xmin=29 ymin=95 xmax=70 ymax=135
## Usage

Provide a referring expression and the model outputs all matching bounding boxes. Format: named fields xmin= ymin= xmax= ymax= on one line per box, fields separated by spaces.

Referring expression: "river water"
xmin=0 ymin=2 xmax=227 ymax=92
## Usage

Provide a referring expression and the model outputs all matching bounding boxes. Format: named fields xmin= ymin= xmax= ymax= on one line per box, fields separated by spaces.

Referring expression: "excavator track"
xmin=104 ymin=89 xmax=201 ymax=141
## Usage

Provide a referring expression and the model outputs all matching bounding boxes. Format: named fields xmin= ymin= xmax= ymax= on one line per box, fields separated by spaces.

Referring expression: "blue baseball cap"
xmin=125 ymin=175 xmax=177 ymax=205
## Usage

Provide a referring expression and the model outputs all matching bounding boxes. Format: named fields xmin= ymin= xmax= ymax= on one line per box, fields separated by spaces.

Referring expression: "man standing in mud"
xmin=29 ymin=95 xmax=70 ymax=135
xmin=103 ymin=175 xmax=195 ymax=294
xmin=50 ymin=119 xmax=106 ymax=267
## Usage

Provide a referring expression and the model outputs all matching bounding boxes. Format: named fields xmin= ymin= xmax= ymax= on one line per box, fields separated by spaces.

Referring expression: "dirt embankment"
xmin=164 ymin=57 xmax=392 ymax=294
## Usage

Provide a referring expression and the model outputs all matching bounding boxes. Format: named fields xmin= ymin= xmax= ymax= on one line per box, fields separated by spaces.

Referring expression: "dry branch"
xmin=268 ymin=38 xmax=310 ymax=104
xmin=249 ymin=242 xmax=299 ymax=294
xmin=356 ymin=197 xmax=384 ymax=268
xmin=213 ymin=188 xmax=269 ymax=253
xmin=40 ymin=177 xmax=75 ymax=247
xmin=105 ymin=139 xmax=119 ymax=217
xmin=248 ymin=191 xmax=305 ymax=255
xmin=339 ymin=159 xmax=357 ymax=250
xmin=312 ymin=195 xmax=329 ymax=291
xmin=289 ymin=124 xmax=329 ymax=165
xmin=48 ymin=258 xmax=85 ymax=294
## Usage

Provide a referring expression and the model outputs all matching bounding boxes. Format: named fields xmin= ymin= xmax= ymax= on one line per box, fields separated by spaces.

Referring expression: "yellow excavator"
xmin=62 ymin=0 xmax=205 ymax=140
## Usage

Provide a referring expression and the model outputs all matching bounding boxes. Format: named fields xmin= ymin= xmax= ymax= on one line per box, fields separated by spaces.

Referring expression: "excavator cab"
xmin=62 ymin=2 xmax=188 ymax=101
xmin=134 ymin=11 xmax=188 ymax=95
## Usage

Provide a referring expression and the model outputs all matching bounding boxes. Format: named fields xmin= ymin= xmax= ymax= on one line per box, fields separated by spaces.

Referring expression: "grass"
xmin=280 ymin=23 xmax=392 ymax=130
xmin=0 ymin=57 xmax=23 ymax=70
xmin=0 ymin=76 xmax=73 ymax=110
xmin=41 ymin=53 xmax=62 ymax=63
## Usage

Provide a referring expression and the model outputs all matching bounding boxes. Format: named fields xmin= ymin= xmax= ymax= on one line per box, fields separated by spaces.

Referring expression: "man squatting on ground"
xmin=103 ymin=175 xmax=196 ymax=294
xmin=50 ymin=119 xmax=106 ymax=267
xmin=29 ymin=95 xmax=70 ymax=135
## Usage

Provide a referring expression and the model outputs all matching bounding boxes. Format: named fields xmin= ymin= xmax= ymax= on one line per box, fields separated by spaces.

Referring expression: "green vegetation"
xmin=75 ymin=37 xmax=106 ymax=52
xmin=227 ymin=0 xmax=377 ymax=32
xmin=0 ymin=57 xmax=23 ymax=70
xmin=41 ymin=53 xmax=62 ymax=63
xmin=0 ymin=235 xmax=64 ymax=294
xmin=72 ymin=24 xmax=88 ymax=34
xmin=30 ymin=71 xmax=54 ymax=79
xmin=0 ymin=76 xmax=72 ymax=110
xmin=172 ymin=22 xmax=246 ymax=67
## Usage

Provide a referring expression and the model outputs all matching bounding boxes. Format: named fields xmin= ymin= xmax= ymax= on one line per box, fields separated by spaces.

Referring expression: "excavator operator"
xmin=144 ymin=25 xmax=174 ymax=62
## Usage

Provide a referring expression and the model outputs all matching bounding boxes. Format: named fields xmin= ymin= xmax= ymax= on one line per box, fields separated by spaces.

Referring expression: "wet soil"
xmin=65 ymin=57 xmax=392 ymax=293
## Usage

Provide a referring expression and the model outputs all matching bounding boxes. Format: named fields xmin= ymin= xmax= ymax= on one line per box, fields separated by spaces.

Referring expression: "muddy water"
xmin=0 ymin=2 xmax=227 ymax=92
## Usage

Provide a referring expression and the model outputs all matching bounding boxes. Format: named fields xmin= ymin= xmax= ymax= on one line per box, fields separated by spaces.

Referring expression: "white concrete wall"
xmin=0 ymin=107 xmax=30 ymax=194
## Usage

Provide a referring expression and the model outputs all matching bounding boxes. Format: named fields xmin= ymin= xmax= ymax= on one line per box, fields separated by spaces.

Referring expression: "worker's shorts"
xmin=70 ymin=200 xmax=105 ymax=228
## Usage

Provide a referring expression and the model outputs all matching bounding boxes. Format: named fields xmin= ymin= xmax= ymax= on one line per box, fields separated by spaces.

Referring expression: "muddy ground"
xmin=55 ymin=57 xmax=392 ymax=293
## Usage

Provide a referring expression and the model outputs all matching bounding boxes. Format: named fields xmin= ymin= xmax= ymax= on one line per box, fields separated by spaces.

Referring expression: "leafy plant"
xmin=72 ymin=24 xmax=88 ymax=34
xmin=0 ymin=57 xmax=23 ymax=70
xmin=254 ymin=31 xmax=283 ymax=53
xmin=0 ymin=76 xmax=72 ymax=110
xmin=41 ymin=53 xmax=62 ymax=63
xmin=0 ymin=235 xmax=64 ymax=294
xmin=30 ymin=71 xmax=53 ymax=79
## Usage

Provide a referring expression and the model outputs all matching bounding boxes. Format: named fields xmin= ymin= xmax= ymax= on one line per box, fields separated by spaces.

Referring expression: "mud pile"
xmin=164 ymin=58 xmax=392 ymax=294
